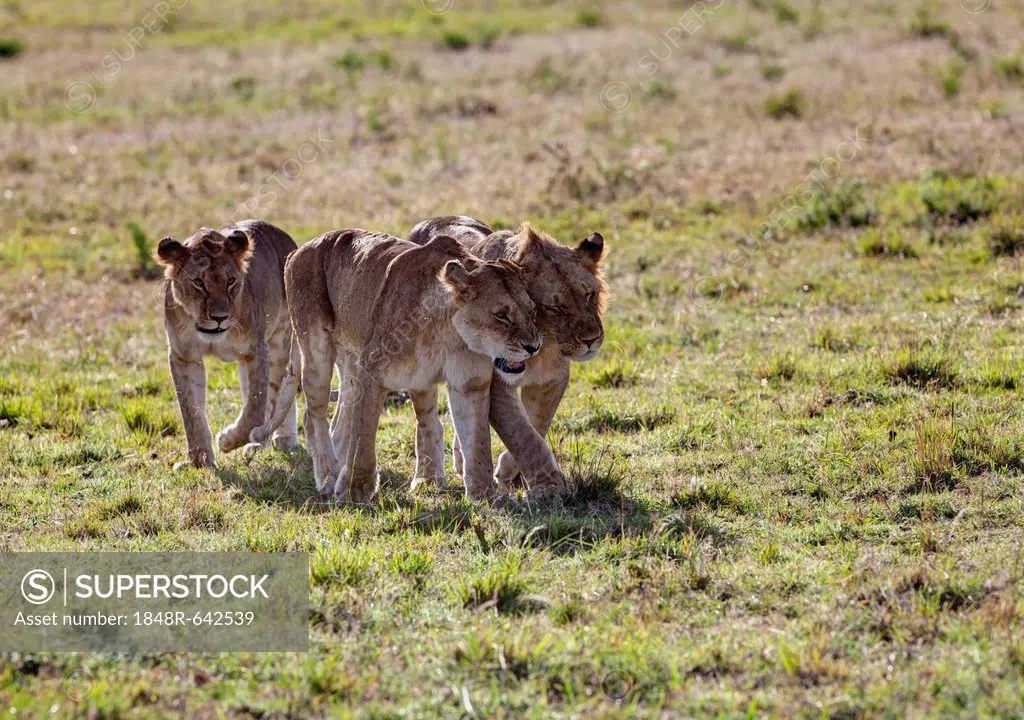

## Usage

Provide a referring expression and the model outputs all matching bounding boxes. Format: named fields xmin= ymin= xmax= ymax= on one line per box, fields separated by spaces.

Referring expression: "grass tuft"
xmin=883 ymin=348 xmax=958 ymax=390
xmin=440 ymin=31 xmax=471 ymax=51
xmin=455 ymin=553 xmax=533 ymax=614
xmin=859 ymin=229 xmax=919 ymax=258
xmin=0 ymin=37 xmax=23 ymax=58
xmin=575 ymin=8 xmax=603 ymax=27
xmin=985 ymin=216 xmax=1024 ymax=257
xmin=765 ymin=88 xmax=804 ymax=119
xmin=796 ymin=179 xmax=877 ymax=233
xmin=126 ymin=222 xmax=161 ymax=279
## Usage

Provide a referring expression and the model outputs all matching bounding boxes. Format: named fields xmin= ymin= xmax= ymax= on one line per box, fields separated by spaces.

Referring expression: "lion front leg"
xmin=449 ymin=382 xmax=497 ymax=501
xmin=495 ymin=369 xmax=569 ymax=490
xmin=168 ymin=352 xmax=215 ymax=469
xmin=489 ymin=379 xmax=566 ymax=500
xmin=410 ymin=388 xmax=447 ymax=490
xmin=217 ymin=341 xmax=270 ymax=454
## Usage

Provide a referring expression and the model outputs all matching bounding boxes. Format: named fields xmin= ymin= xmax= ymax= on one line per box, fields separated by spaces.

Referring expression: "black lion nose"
xmin=210 ymin=312 xmax=230 ymax=322
xmin=580 ymin=333 xmax=602 ymax=346
xmin=523 ymin=343 xmax=540 ymax=356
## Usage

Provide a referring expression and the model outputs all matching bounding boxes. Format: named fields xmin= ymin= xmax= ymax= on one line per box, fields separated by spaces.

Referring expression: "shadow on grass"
xmin=216 ymin=442 xmax=654 ymax=550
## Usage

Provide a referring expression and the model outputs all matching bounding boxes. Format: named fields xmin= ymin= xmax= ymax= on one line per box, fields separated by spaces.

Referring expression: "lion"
xmin=155 ymin=220 xmax=299 ymax=469
xmin=407 ymin=216 xmax=606 ymax=494
xmin=283 ymin=228 xmax=565 ymax=503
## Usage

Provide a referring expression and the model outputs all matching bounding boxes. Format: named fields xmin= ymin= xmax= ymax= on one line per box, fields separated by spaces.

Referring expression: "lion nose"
xmin=523 ymin=342 xmax=541 ymax=356
xmin=210 ymin=311 xmax=230 ymax=323
xmin=580 ymin=333 xmax=602 ymax=347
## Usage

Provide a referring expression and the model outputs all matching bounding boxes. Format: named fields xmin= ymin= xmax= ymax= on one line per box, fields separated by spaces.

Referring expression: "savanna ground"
xmin=2 ymin=0 xmax=1024 ymax=716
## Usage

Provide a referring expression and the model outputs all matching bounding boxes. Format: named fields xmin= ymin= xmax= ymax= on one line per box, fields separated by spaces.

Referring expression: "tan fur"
xmin=409 ymin=218 xmax=607 ymax=496
xmin=156 ymin=220 xmax=299 ymax=469
xmin=284 ymin=229 xmax=564 ymax=503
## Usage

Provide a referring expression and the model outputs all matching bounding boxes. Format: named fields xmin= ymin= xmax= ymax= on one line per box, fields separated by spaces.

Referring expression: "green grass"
xmin=765 ymin=87 xmax=804 ymax=119
xmin=3 ymin=0 xmax=1024 ymax=716
xmin=0 ymin=37 xmax=23 ymax=57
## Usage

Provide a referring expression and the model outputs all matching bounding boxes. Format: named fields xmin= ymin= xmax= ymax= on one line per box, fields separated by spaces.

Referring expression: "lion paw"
xmin=411 ymin=474 xmax=449 ymax=492
xmin=333 ymin=467 xmax=378 ymax=504
xmin=526 ymin=469 xmax=567 ymax=503
xmin=273 ymin=434 xmax=299 ymax=451
xmin=180 ymin=447 xmax=216 ymax=471
xmin=241 ymin=442 xmax=263 ymax=463
xmin=216 ymin=425 xmax=247 ymax=453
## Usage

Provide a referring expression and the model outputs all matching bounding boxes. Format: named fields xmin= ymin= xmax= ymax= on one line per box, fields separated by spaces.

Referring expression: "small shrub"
xmin=127 ymin=222 xmax=161 ymax=279
xmin=576 ymin=8 xmax=603 ymax=27
xmin=796 ymin=179 xmax=877 ymax=233
xmin=883 ymin=348 xmax=958 ymax=389
xmin=0 ymin=38 xmax=23 ymax=58
xmin=648 ymin=78 xmax=676 ymax=100
xmin=985 ymin=216 xmax=1024 ymax=257
xmin=940 ymin=61 xmax=966 ymax=99
xmin=366 ymin=104 xmax=388 ymax=134
xmin=474 ymin=25 xmax=502 ymax=49
xmin=761 ymin=63 xmax=786 ymax=82
xmin=859 ymin=229 xmax=919 ymax=258
xmin=230 ymin=77 xmax=255 ymax=101
xmin=919 ymin=174 xmax=995 ymax=225
xmin=772 ymin=1 xmax=800 ymax=24
xmin=441 ymin=31 xmax=471 ymax=51
xmin=334 ymin=50 xmax=365 ymax=72
xmin=369 ymin=49 xmax=395 ymax=71
xmin=720 ymin=33 xmax=756 ymax=54
xmin=765 ymin=88 xmax=803 ymax=119
xmin=909 ymin=5 xmax=950 ymax=38
xmin=996 ymin=55 xmax=1024 ymax=85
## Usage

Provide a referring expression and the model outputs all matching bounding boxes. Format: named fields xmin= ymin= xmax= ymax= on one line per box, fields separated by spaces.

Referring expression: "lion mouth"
xmin=494 ymin=358 xmax=526 ymax=374
xmin=197 ymin=326 xmax=228 ymax=335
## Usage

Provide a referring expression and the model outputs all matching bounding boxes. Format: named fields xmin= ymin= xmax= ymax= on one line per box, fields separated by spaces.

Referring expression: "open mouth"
xmin=197 ymin=326 xmax=228 ymax=335
xmin=493 ymin=357 xmax=526 ymax=374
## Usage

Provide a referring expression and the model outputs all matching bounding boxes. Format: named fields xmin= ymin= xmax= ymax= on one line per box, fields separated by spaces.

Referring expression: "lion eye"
xmin=494 ymin=311 xmax=511 ymax=324
xmin=547 ymin=303 xmax=566 ymax=314
xmin=192 ymin=279 xmax=206 ymax=292
xmin=227 ymin=278 xmax=237 ymax=290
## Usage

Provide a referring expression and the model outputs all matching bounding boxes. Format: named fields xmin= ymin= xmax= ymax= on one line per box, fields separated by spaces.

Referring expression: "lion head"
xmin=155 ymin=227 xmax=253 ymax=339
xmin=439 ymin=258 xmax=542 ymax=385
xmin=512 ymin=223 xmax=607 ymax=362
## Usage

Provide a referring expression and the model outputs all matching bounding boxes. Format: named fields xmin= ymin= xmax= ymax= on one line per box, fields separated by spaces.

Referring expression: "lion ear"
xmin=576 ymin=232 xmax=604 ymax=269
xmin=513 ymin=223 xmax=542 ymax=268
xmin=224 ymin=229 xmax=253 ymax=270
xmin=155 ymin=236 xmax=188 ymax=268
xmin=439 ymin=260 xmax=476 ymax=302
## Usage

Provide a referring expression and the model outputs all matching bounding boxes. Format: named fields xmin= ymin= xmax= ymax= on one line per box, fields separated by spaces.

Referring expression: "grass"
xmin=0 ymin=37 xmax=23 ymax=58
xmin=2 ymin=0 xmax=1024 ymax=716
xmin=764 ymin=87 xmax=804 ymax=119
xmin=441 ymin=30 xmax=471 ymax=51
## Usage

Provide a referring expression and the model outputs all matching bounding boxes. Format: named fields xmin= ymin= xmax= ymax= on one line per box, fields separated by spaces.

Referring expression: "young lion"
xmin=284 ymin=229 xmax=564 ymax=503
xmin=407 ymin=217 xmax=606 ymax=494
xmin=156 ymin=220 xmax=298 ymax=469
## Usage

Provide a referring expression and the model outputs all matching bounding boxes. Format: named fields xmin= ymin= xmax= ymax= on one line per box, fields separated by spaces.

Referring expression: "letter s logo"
xmin=21 ymin=570 xmax=56 ymax=605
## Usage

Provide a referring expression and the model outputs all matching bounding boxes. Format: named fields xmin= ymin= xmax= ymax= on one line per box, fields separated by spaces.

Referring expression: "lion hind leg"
xmin=411 ymin=388 xmax=447 ymax=490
